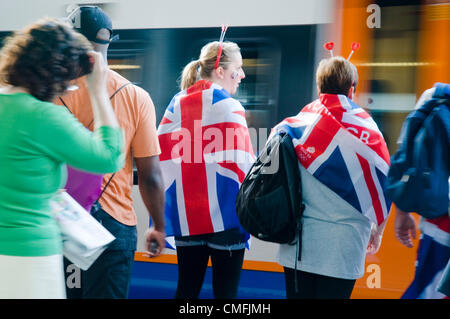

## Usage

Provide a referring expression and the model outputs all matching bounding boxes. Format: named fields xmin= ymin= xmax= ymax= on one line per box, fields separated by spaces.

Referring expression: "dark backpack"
xmin=386 ymin=83 xmax=450 ymax=219
xmin=236 ymin=132 xmax=304 ymax=247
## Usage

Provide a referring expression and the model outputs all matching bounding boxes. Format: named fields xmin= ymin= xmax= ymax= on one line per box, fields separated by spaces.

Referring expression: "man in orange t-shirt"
xmin=57 ymin=6 xmax=165 ymax=298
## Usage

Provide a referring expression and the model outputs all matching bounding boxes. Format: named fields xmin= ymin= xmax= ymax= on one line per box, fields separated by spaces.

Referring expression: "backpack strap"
xmin=89 ymin=172 xmax=115 ymax=214
xmin=94 ymin=172 xmax=115 ymax=203
xmin=109 ymin=82 xmax=131 ymax=100
xmin=58 ymin=96 xmax=70 ymax=111
xmin=58 ymin=82 xmax=132 ymax=210
xmin=59 ymin=82 xmax=132 ymax=129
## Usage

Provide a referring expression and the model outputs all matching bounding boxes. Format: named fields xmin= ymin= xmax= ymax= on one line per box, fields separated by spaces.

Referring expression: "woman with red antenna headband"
xmin=273 ymin=43 xmax=391 ymax=299
xmin=157 ymin=26 xmax=255 ymax=299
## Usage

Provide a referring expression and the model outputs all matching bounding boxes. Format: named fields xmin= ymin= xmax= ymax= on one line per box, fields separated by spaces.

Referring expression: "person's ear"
xmin=214 ymin=66 xmax=225 ymax=79
xmin=348 ymin=86 xmax=354 ymax=100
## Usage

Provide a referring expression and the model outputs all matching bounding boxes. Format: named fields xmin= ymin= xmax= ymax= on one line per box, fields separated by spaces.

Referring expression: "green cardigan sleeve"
xmin=34 ymin=103 xmax=125 ymax=174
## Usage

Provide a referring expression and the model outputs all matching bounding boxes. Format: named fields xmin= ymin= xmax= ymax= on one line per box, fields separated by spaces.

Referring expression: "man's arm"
xmin=134 ymin=155 xmax=166 ymax=257
xmin=394 ymin=207 xmax=417 ymax=248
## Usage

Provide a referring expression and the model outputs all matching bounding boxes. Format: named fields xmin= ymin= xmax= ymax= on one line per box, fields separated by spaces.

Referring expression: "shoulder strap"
xmin=96 ymin=172 xmax=115 ymax=202
xmin=59 ymin=81 xmax=132 ymax=128
xmin=91 ymin=83 xmax=132 ymax=203
xmin=85 ymin=82 xmax=132 ymax=129
xmin=109 ymin=82 xmax=132 ymax=100
xmin=59 ymin=82 xmax=132 ymax=201
xmin=59 ymin=97 xmax=72 ymax=114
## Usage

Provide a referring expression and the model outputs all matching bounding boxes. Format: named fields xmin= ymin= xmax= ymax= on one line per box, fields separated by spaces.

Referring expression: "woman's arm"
xmin=366 ymin=217 xmax=388 ymax=255
xmin=33 ymin=51 xmax=124 ymax=174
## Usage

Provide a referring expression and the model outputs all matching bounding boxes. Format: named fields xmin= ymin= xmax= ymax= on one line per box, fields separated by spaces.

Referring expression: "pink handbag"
xmin=65 ymin=166 xmax=103 ymax=212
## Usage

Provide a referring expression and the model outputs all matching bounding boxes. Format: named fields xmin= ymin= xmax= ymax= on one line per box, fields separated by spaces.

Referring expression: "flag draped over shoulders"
xmin=402 ymin=216 xmax=450 ymax=299
xmin=157 ymin=80 xmax=255 ymax=237
xmin=273 ymin=94 xmax=391 ymax=226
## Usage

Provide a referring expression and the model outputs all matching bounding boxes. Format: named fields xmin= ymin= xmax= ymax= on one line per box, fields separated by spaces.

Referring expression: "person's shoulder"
xmin=209 ymin=87 xmax=242 ymax=109
xmin=108 ymin=69 xmax=129 ymax=85
xmin=108 ymin=69 xmax=130 ymax=90
xmin=108 ymin=69 xmax=150 ymax=99
xmin=11 ymin=94 xmax=52 ymax=121
xmin=212 ymin=93 xmax=244 ymax=114
xmin=38 ymin=100 xmax=72 ymax=118
xmin=22 ymin=98 xmax=73 ymax=131
xmin=22 ymin=95 xmax=61 ymax=113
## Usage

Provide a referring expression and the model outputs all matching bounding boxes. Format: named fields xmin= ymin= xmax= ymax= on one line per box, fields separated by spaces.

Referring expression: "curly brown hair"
xmin=0 ymin=18 xmax=92 ymax=101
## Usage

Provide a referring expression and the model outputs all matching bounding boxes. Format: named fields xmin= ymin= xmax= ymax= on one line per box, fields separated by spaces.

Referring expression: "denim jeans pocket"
xmin=92 ymin=208 xmax=137 ymax=251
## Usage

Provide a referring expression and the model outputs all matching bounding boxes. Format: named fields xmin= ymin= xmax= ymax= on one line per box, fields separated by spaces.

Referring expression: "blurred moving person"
xmin=56 ymin=6 xmax=165 ymax=299
xmin=396 ymin=208 xmax=450 ymax=299
xmin=0 ymin=18 xmax=124 ymax=299
xmin=157 ymin=40 xmax=255 ymax=299
xmin=393 ymin=83 xmax=449 ymax=299
xmin=274 ymin=56 xmax=391 ymax=299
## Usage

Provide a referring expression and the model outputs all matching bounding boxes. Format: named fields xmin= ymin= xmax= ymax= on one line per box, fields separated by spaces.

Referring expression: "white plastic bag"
xmin=51 ymin=191 xmax=115 ymax=270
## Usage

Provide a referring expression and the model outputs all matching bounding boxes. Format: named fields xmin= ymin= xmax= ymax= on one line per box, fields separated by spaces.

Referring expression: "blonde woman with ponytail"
xmin=157 ymin=40 xmax=254 ymax=299
xmin=180 ymin=41 xmax=245 ymax=93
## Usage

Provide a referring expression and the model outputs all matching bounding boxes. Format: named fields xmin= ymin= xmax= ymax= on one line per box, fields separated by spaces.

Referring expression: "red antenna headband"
xmin=323 ymin=41 xmax=360 ymax=61
xmin=324 ymin=42 xmax=334 ymax=57
xmin=214 ymin=24 xmax=229 ymax=69
xmin=347 ymin=42 xmax=360 ymax=61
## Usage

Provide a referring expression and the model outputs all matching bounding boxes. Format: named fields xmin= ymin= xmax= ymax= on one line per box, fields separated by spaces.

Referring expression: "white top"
xmin=277 ymin=164 xmax=372 ymax=280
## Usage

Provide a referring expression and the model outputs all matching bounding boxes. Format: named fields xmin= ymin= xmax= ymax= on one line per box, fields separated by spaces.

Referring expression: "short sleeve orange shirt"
xmin=56 ymin=70 xmax=161 ymax=225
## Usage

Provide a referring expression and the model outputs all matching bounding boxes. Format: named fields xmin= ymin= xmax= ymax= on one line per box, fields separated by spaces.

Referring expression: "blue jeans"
xmin=64 ymin=208 xmax=137 ymax=299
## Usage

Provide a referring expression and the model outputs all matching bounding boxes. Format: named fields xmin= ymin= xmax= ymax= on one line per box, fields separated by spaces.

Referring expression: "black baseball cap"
xmin=75 ymin=6 xmax=115 ymax=44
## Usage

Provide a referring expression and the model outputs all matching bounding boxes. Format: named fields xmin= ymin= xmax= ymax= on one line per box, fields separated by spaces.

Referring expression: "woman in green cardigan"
xmin=0 ymin=18 xmax=124 ymax=298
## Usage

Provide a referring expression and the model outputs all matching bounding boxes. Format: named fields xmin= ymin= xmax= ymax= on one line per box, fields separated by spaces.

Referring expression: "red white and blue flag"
xmin=272 ymin=94 xmax=391 ymax=226
xmin=402 ymin=216 xmax=450 ymax=299
xmin=157 ymin=80 xmax=255 ymax=237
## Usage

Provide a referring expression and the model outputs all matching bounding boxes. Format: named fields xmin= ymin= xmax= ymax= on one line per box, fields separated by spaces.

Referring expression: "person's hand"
xmin=394 ymin=208 xmax=416 ymax=248
xmin=367 ymin=223 xmax=383 ymax=255
xmin=143 ymin=227 xmax=166 ymax=258
xmin=85 ymin=51 xmax=108 ymax=94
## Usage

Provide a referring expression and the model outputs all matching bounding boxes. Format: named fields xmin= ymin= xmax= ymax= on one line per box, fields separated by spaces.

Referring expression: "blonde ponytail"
xmin=180 ymin=59 xmax=201 ymax=90
xmin=180 ymin=41 xmax=241 ymax=90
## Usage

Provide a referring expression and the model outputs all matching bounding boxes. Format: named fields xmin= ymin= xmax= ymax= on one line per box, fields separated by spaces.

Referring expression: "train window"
xmin=368 ymin=4 xmax=420 ymax=100
xmin=108 ymin=56 xmax=144 ymax=85
xmin=232 ymin=40 xmax=281 ymax=153
xmin=107 ymin=39 xmax=148 ymax=86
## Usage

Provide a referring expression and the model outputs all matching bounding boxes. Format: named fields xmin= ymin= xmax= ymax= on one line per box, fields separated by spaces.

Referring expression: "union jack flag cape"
xmin=272 ymin=94 xmax=391 ymax=226
xmin=157 ymin=80 xmax=255 ymax=238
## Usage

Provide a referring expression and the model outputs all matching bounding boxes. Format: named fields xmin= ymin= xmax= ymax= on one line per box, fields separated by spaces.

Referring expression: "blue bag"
xmin=386 ymin=83 xmax=450 ymax=219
